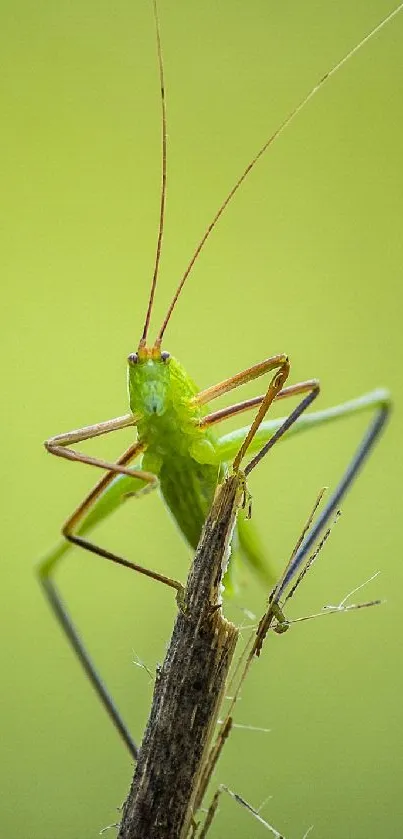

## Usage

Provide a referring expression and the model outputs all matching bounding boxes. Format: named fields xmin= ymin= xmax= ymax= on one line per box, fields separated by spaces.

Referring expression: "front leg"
xmin=193 ymin=353 xmax=291 ymax=470
xmin=39 ymin=423 xmax=185 ymax=756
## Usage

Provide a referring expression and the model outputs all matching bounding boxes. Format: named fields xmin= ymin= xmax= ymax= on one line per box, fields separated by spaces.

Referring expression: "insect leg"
xmin=45 ymin=412 xmax=142 ymax=477
xmin=200 ymin=376 xmax=320 ymax=473
xmin=199 ymin=379 xmax=316 ymax=428
xmin=44 ymin=414 xmax=184 ymax=592
xmin=193 ymin=353 xmax=290 ymax=407
xmin=39 ymin=440 xmax=184 ymax=756
xmin=212 ymin=388 xmax=390 ymax=590
xmin=243 ymin=384 xmax=320 ymax=475
xmin=251 ymin=399 xmax=390 ymax=650
xmin=195 ymin=353 xmax=294 ymax=471
xmin=200 ymin=380 xmax=319 ymax=586
xmin=273 ymin=399 xmax=390 ymax=603
xmin=215 ymin=388 xmax=389 ymax=464
xmin=39 ymin=570 xmax=139 ymax=758
xmin=38 ymin=442 xmax=143 ymax=758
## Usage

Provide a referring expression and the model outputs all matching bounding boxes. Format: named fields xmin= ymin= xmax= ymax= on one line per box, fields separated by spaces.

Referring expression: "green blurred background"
xmin=1 ymin=1 xmax=402 ymax=836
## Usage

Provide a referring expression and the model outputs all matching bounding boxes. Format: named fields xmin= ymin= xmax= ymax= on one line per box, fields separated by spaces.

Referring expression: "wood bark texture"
xmin=117 ymin=473 xmax=242 ymax=839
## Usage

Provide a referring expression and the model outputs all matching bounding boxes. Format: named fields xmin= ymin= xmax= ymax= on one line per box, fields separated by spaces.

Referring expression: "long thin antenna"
xmin=140 ymin=0 xmax=167 ymax=346
xmin=157 ymin=2 xmax=403 ymax=343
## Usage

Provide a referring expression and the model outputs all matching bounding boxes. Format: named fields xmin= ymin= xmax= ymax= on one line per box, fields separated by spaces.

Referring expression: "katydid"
xmin=37 ymin=1 xmax=399 ymax=759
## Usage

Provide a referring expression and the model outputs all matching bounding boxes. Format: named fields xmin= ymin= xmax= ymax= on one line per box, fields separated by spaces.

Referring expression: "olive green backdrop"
xmin=1 ymin=2 xmax=402 ymax=837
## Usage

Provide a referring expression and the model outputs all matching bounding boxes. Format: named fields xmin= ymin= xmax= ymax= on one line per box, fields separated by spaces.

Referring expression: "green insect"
xmin=37 ymin=1 xmax=397 ymax=759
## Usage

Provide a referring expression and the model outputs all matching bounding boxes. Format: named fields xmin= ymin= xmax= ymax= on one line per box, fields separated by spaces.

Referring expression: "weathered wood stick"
xmin=117 ymin=473 xmax=244 ymax=839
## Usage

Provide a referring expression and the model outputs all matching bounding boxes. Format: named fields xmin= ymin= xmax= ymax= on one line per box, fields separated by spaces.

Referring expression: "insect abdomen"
xmin=159 ymin=455 xmax=219 ymax=549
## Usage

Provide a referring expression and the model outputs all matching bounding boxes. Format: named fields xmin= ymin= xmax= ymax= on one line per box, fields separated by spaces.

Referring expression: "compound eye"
xmin=161 ymin=351 xmax=170 ymax=362
xmin=128 ymin=352 xmax=138 ymax=365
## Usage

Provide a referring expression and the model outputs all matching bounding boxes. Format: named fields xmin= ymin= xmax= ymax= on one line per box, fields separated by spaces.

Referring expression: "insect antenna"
xmin=140 ymin=0 xmax=167 ymax=347
xmin=156 ymin=2 xmax=403 ymax=344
